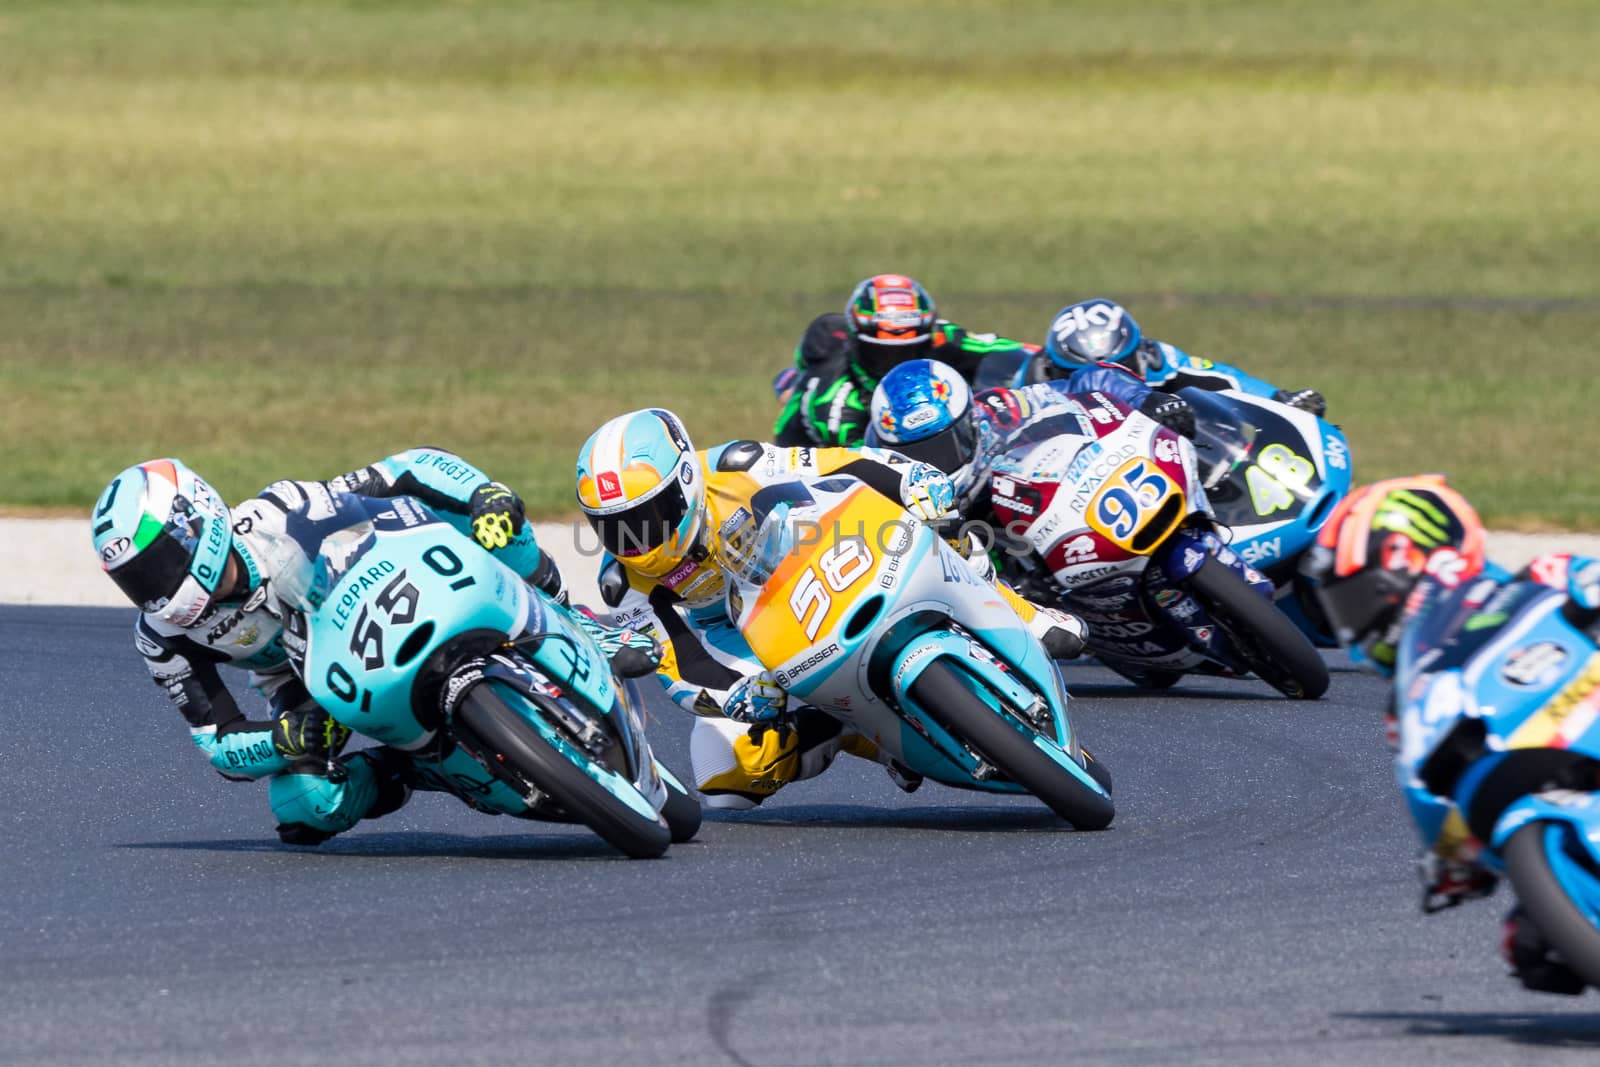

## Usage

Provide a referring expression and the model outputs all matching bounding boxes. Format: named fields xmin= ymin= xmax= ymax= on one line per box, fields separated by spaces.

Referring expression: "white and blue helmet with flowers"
xmin=868 ymin=359 xmax=995 ymax=507
xmin=91 ymin=458 xmax=235 ymax=626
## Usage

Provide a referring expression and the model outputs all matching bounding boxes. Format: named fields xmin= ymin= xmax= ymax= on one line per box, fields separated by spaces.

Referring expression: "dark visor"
xmin=892 ymin=417 xmax=977 ymax=476
xmin=589 ymin=477 xmax=692 ymax=558
xmin=107 ymin=528 xmax=194 ymax=610
xmin=857 ymin=338 xmax=930 ymax=382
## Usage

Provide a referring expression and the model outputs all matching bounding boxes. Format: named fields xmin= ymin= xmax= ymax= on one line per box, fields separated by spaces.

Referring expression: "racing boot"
xmin=998 ymin=584 xmax=1089 ymax=660
xmin=884 ymin=759 xmax=924 ymax=794
xmin=1029 ymin=606 xmax=1089 ymax=660
xmin=1503 ymin=906 xmax=1588 ymax=995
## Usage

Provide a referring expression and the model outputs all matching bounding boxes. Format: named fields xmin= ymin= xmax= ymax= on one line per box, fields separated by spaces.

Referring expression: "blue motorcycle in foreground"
xmin=274 ymin=495 xmax=700 ymax=858
xmin=1398 ymin=576 xmax=1600 ymax=990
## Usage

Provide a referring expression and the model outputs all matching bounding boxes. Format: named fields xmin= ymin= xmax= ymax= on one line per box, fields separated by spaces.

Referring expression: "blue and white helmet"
xmin=90 ymin=458 xmax=234 ymax=625
xmin=869 ymin=359 xmax=994 ymax=505
xmin=1044 ymin=298 xmax=1142 ymax=372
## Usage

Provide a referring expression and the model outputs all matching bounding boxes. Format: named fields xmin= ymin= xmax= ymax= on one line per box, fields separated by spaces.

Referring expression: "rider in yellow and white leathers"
xmin=576 ymin=408 xmax=1087 ymax=809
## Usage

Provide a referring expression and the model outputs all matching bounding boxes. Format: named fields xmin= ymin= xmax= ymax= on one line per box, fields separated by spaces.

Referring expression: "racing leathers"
xmin=1381 ymin=551 xmax=1600 ymax=992
xmin=597 ymin=440 xmax=1072 ymax=808
xmin=774 ymin=312 xmax=1042 ymax=448
xmin=128 ymin=448 xmax=564 ymax=844
xmin=1388 ymin=553 xmax=1597 ymax=887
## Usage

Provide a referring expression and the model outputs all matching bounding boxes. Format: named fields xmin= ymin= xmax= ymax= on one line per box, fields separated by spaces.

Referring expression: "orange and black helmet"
xmin=1300 ymin=475 xmax=1487 ymax=670
xmin=845 ymin=274 xmax=937 ymax=381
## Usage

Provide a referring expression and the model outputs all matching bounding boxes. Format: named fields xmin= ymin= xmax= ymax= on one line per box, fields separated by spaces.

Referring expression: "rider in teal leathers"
xmin=91 ymin=449 xmax=572 ymax=845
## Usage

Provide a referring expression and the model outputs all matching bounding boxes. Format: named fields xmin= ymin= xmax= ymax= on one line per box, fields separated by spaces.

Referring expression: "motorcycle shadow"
xmin=705 ymin=803 xmax=1072 ymax=833
xmin=1064 ymin=681 xmax=1303 ymax=702
xmin=1336 ymin=1010 xmax=1600 ymax=1049
xmin=120 ymin=831 xmax=628 ymax=861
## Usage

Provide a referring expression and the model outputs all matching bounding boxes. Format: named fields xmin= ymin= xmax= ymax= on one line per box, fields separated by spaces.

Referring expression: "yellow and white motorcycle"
xmin=718 ymin=476 xmax=1114 ymax=829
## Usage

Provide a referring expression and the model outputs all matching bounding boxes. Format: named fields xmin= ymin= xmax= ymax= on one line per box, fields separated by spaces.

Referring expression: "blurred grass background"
xmin=1 ymin=0 xmax=1596 ymax=524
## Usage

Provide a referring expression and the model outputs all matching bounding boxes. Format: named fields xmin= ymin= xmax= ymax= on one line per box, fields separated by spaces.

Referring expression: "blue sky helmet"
xmin=577 ymin=409 xmax=706 ymax=578
xmin=1044 ymin=299 xmax=1142 ymax=371
xmin=870 ymin=359 xmax=991 ymax=501
xmin=91 ymin=458 xmax=234 ymax=625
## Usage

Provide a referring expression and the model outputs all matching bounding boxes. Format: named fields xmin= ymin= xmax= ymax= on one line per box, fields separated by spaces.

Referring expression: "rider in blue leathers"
xmin=91 ymin=450 xmax=571 ymax=845
xmin=868 ymin=358 xmax=1199 ymax=527
xmin=1302 ymin=474 xmax=1600 ymax=994
xmin=1010 ymin=298 xmax=1327 ymax=421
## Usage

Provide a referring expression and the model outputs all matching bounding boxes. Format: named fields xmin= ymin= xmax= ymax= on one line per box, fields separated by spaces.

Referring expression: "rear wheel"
xmin=457 ymin=682 xmax=671 ymax=859
xmin=909 ymin=660 xmax=1114 ymax=830
xmin=1187 ymin=556 xmax=1329 ymax=699
xmin=1504 ymin=819 xmax=1600 ymax=990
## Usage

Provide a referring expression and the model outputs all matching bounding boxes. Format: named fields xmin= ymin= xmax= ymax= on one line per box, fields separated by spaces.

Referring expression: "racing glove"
xmin=272 ymin=706 xmax=352 ymax=767
xmin=469 ymin=481 xmax=526 ymax=550
xmin=723 ymin=671 xmax=790 ymax=725
xmin=1139 ymin=393 xmax=1196 ymax=439
xmin=1273 ymin=388 xmax=1327 ymax=418
xmin=950 ymin=529 xmax=996 ymax=583
xmin=900 ymin=463 xmax=957 ymax=522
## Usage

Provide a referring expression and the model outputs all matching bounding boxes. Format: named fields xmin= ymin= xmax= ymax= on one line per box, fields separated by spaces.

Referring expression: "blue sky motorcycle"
xmin=1396 ymin=571 xmax=1600 ymax=990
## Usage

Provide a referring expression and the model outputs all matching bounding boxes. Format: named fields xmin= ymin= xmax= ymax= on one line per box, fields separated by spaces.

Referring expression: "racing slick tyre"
xmin=458 ymin=682 xmax=671 ymax=859
xmin=1187 ymin=556 xmax=1329 ymax=699
xmin=1504 ymin=820 xmax=1600 ymax=990
xmin=910 ymin=660 xmax=1114 ymax=831
xmin=1082 ymin=747 xmax=1113 ymax=794
xmin=660 ymin=769 xmax=703 ymax=843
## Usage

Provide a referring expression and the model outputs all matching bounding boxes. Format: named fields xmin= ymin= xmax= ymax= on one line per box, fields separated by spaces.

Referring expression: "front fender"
xmin=891 ymin=629 xmax=1073 ymax=753
xmin=1490 ymin=791 xmax=1600 ymax=860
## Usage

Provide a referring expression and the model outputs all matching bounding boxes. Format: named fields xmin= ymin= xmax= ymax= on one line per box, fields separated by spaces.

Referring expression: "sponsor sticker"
xmin=1501 ymin=641 xmax=1571 ymax=688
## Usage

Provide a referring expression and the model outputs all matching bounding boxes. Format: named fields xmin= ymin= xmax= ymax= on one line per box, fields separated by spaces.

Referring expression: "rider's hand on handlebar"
xmin=1273 ymin=388 xmax=1327 ymax=418
xmin=723 ymin=671 xmax=789 ymax=725
xmin=273 ymin=706 xmax=352 ymax=764
xmin=469 ymin=481 xmax=527 ymax=550
xmin=901 ymin=464 xmax=957 ymax=522
xmin=1139 ymin=393 xmax=1196 ymax=439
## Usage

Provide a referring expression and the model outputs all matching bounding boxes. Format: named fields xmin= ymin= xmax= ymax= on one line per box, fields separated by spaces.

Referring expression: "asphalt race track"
xmin=4 ymin=606 xmax=1599 ymax=1066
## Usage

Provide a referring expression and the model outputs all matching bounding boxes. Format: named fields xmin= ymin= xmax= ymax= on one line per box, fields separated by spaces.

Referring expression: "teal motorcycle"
xmin=273 ymin=493 xmax=699 ymax=858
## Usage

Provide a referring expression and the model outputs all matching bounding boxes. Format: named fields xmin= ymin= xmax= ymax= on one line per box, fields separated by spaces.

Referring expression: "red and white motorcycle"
xmin=986 ymin=388 xmax=1329 ymax=698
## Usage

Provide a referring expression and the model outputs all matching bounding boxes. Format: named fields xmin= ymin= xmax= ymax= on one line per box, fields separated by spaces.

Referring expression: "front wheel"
xmin=1504 ymin=819 xmax=1600 ymax=990
xmin=1186 ymin=556 xmax=1329 ymax=699
xmin=457 ymin=682 xmax=671 ymax=859
xmin=909 ymin=660 xmax=1114 ymax=830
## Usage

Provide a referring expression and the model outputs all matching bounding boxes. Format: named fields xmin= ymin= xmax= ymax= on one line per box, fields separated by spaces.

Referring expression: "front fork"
xmin=890 ymin=628 xmax=1080 ymax=775
xmin=1146 ymin=524 xmax=1274 ymax=664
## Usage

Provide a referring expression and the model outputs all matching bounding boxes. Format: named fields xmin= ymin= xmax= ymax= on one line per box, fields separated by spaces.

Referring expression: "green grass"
xmin=2 ymin=1 xmax=1597 ymax=525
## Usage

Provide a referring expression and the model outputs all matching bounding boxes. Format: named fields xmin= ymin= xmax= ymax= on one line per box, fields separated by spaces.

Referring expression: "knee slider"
xmin=268 ymin=758 xmax=378 ymax=834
